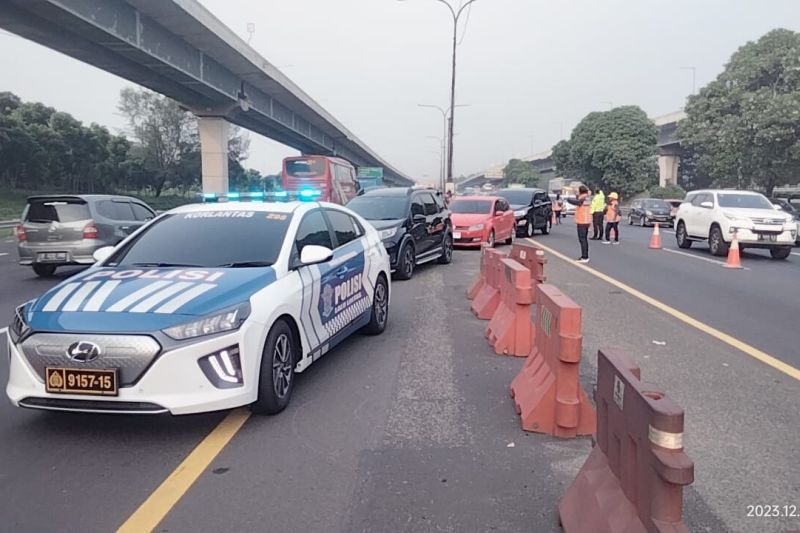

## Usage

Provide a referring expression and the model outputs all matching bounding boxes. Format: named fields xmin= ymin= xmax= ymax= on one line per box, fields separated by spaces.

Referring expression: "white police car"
xmin=6 ymin=200 xmax=391 ymax=415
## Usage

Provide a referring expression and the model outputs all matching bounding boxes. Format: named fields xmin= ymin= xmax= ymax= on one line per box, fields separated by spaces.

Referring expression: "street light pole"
xmin=419 ymin=103 xmax=469 ymax=190
xmin=436 ymin=0 xmax=479 ymax=191
xmin=427 ymin=135 xmax=445 ymax=189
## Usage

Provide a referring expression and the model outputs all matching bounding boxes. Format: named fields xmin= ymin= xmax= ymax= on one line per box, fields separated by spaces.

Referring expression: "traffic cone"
xmin=723 ymin=231 xmax=743 ymax=269
xmin=648 ymin=222 xmax=662 ymax=249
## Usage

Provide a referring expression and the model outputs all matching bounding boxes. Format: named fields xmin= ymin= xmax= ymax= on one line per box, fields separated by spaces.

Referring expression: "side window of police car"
xmin=295 ymin=210 xmax=334 ymax=262
xmin=325 ymin=209 xmax=363 ymax=249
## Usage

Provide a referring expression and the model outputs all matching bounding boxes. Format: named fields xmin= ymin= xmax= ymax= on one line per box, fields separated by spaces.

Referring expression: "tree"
xmin=554 ymin=106 xmax=658 ymax=196
xmin=678 ymin=29 xmax=800 ymax=197
xmin=503 ymin=158 xmax=541 ymax=187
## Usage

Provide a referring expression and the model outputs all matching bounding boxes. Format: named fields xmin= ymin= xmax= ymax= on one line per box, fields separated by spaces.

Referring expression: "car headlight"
xmin=9 ymin=303 xmax=32 ymax=343
xmin=645 ymin=210 xmax=653 ymax=216
xmin=378 ymin=227 xmax=398 ymax=240
xmin=468 ymin=224 xmax=485 ymax=231
xmin=162 ymin=302 xmax=251 ymax=340
xmin=513 ymin=209 xmax=528 ymax=218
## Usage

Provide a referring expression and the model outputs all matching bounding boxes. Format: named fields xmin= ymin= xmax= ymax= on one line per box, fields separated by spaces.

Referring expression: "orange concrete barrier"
xmin=485 ymin=258 xmax=535 ymax=357
xmin=509 ymin=284 xmax=595 ymax=438
xmin=510 ymin=241 xmax=547 ymax=285
xmin=470 ymin=248 xmax=506 ymax=320
xmin=559 ymin=347 xmax=694 ymax=533
xmin=466 ymin=244 xmax=491 ymax=300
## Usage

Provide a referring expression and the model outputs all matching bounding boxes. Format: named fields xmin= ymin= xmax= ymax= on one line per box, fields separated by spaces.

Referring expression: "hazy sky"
xmin=0 ymin=0 xmax=797 ymax=184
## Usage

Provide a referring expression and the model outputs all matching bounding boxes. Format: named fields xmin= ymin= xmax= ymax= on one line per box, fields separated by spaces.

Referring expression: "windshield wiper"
xmin=215 ymin=261 xmax=274 ymax=268
xmin=129 ymin=262 xmax=204 ymax=268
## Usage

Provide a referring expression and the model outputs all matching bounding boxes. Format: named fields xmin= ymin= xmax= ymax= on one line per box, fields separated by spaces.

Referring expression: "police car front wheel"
xmin=363 ymin=274 xmax=389 ymax=335
xmin=251 ymin=319 xmax=296 ymax=415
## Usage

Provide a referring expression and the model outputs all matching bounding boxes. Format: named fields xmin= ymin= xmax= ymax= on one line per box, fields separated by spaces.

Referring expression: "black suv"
xmin=346 ymin=187 xmax=453 ymax=280
xmin=495 ymin=188 xmax=552 ymax=237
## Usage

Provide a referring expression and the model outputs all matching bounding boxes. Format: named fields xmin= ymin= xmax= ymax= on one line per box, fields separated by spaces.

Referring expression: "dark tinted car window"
xmin=131 ymin=202 xmax=155 ymax=221
xmin=347 ymin=195 xmax=409 ymax=220
xmin=296 ymin=209 xmax=333 ymax=251
xmin=450 ymin=200 xmax=493 ymax=214
xmin=411 ymin=197 xmax=425 ymax=217
xmin=326 ymin=209 xmax=360 ymax=248
xmin=111 ymin=210 xmax=292 ymax=267
xmin=497 ymin=190 xmax=534 ymax=206
xmin=97 ymin=200 xmax=135 ymax=221
xmin=25 ymin=199 xmax=90 ymax=223
xmin=421 ymin=193 xmax=438 ymax=216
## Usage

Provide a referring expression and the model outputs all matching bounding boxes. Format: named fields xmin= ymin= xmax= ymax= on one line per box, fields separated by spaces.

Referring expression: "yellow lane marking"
xmin=527 ymin=238 xmax=800 ymax=382
xmin=117 ymin=408 xmax=251 ymax=533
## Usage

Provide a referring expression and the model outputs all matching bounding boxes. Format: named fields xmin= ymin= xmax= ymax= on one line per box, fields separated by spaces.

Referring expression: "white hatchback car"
xmin=7 ymin=200 xmax=391 ymax=415
xmin=673 ymin=190 xmax=796 ymax=259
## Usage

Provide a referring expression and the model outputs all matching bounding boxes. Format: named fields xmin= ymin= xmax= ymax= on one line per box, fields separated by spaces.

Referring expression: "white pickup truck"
xmin=673 ymin=189 xmax=796 ymax=259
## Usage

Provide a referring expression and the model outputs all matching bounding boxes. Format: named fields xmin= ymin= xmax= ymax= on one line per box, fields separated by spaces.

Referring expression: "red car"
xmin=450 ymin=195 xmax=516 ymax=247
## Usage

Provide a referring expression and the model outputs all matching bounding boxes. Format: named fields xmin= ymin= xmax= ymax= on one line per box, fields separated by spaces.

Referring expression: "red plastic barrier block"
xmin=466 ymin=244 xmax=491 ymax=300
xmin=559 ymin=347 xmax=694 ymax=532
xmin=510 ymin=241 xmax=547 ymax=284
xmin=485 ymin=258 xmax=535 ymax=357
xmin=470 ymin=248 xmax=506 ymax=320
xmin=509 ymin=284 xmax=595 ymax=438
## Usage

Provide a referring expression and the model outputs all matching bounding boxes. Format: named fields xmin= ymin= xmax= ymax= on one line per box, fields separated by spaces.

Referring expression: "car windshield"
xmin=285 ymin=158 xmax=326 ymax=176
xmin=717 ymin=193 xmax=774 ymax=209
xmin=25 ymin=199 xmax=90 ymax=223
xmin=109 ymin=210 xmax=292 ymax=268
xmin=496 ymin=190 xmax=533 ymax=205
xmin=644 ymin=200 xmax=670 ymax=209
xmin=346 ymin=196 xmax=408 ymax=220
xmin=450 ymin=200 xmax=493 ymax=214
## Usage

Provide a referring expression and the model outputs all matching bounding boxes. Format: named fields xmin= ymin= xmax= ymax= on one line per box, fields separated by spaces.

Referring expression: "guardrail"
xmin=0 ymin=219 xmax=19 ymax=230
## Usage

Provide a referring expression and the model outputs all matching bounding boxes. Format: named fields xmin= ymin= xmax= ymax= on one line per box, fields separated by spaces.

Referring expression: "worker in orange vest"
xmin=566 ymin=185 xmax=592 ymax=262
xmin=603 ymin=192 xmax=621 ymax=245
xmin=553 ymin=193 xmax=563 ymax=224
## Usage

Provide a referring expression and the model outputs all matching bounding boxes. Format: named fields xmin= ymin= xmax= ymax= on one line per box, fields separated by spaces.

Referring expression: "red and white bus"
xmin=281 ymin=156 xmax=359 ymax=205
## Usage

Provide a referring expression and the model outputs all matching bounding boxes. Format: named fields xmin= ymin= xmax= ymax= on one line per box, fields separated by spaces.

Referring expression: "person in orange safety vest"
xmin=566 ymin=185 xmax=592 ymax=262
xmin=603 ymin=192 xmax=621 ymax=245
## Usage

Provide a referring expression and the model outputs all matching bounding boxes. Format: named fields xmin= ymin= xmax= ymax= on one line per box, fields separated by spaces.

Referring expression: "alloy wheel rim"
xmin=375 ymin=281 xmax=388 ymax=327
xmin=404 ymin=248 xmax=413 ymax=275
xmin=272 ymin=333 xmax=292 ymax=398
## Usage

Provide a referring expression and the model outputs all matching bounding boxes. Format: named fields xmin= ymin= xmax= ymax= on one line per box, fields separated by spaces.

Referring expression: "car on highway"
xmin=6 ymin=201 xmax=391 ymax=415
xmin=665 ymin=199 xmax=683 ymax=222
xmin=627 ymin=198 xmax=673 ymax=226
xmin=770 ymin=197 xmax=800 ymax=245
xmin=346 ymin=187 xmax=452 ymax=280
xmin=448 ymin=196 xmax=516 ymax=248
xmin=674 ymin=189 xmax=797 ymax=259
xmin=15 ymin=194 xmax=156 ymax=278
xmin=495 ymin=188 xmax=552 ymax=237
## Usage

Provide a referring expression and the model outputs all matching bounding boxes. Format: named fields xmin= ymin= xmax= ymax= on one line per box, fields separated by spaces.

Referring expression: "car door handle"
xmin=335 ymin=266 xmax=349 ymax=277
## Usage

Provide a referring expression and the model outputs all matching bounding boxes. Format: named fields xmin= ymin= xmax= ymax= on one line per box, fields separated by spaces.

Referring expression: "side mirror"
xmin=92 ymin=246 xmax=114 ymax=264
xmin=700 ymin=201 xmax=713 ymax=209
xmin=773 ymin=204 xmax=782 ymax=211
xmin=300 ymin=245 xmax=333 ymax=266
xmin=494 ymin=210 xmax=503 ymax=216
xmin=413 ymin=214 xmax=426 ymax=224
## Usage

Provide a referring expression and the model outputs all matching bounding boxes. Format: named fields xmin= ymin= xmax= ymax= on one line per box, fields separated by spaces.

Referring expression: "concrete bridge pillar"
xmin=197 ymin=117 xmax=230 ymax=195
xmin=658 ymin=148 xmax=680 ymax=187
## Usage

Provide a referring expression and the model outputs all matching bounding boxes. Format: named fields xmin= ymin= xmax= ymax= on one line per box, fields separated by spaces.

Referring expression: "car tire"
xmin=33 ymin=264 xmax=57 ymax=277
xmin=770 ymin=246 xmax=792 ymax=260
xmin=394 ymin=242 xmax=415 ymax=280
xmin=540 ymin=220 xmax=550 ymax=235
xmin=709 ymin=226 xmax=729 ymax=257
xmin=628 ymin=214 xmax=633 ymax=225
xmin=251 ymin=319 xmax=296 ymax=415
xmin=437 ymin=232 xmax=454 ymax=264
xmin=639 ymin=216 xmax=646 ymax=227
xmin=676 ymin=222 xmax=692 ymax=249
xmin=363 ymin=274 xmax=389 ymax=335
xmin=487 ymin=229 xmax=495 ymax=248
xmin=523 ymin=219 xmax=534 ymax=238
xmin=504 ymin=226 xmax=514 ymax=245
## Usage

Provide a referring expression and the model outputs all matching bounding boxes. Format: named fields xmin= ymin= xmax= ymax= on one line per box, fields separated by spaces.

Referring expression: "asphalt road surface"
xmin=0 ymin=233 xmax=798 ymax=533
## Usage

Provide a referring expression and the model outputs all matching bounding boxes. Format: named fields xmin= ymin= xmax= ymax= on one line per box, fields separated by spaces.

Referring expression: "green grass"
xmin=0 ymin=189 xmax=198 ymax=219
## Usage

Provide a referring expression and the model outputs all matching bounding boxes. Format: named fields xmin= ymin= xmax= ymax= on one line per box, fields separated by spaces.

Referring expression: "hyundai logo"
xmin=66 ymin=341 xmax=101 ymax=362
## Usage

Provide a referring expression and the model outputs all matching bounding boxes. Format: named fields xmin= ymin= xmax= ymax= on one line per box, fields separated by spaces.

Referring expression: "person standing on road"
xmin=603 ymin=192 xmax=621 ymax=245
xmin=567 ymin=186 xmax=592 ymax=262
xmin=590 ymin=189 xmax=606 ymax=240
xmin=553 ymin=194 xmax=563 ymax=224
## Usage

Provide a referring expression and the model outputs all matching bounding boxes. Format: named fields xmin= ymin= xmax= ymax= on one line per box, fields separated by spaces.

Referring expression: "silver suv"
xmin=16 ymin=195 xmax=156 ymax=277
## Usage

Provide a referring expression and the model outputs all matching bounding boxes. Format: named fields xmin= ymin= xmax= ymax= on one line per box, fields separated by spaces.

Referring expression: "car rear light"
xmin=15 ymin=224 xmax=26 ymax=241
xmin=82 ymin=221 xmax=98 ymax=239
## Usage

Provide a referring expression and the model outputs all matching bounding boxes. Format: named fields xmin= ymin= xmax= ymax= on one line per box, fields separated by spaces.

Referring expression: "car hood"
xmin=367 ymin=218 xmax=405 ymax=231
xmin=721 ymin=208 xmax=792 ymax=222
xmin=25 ymin=266 xmax=277 ymax=333
xmin=451 ymin=213 xmax=491 ymax=226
